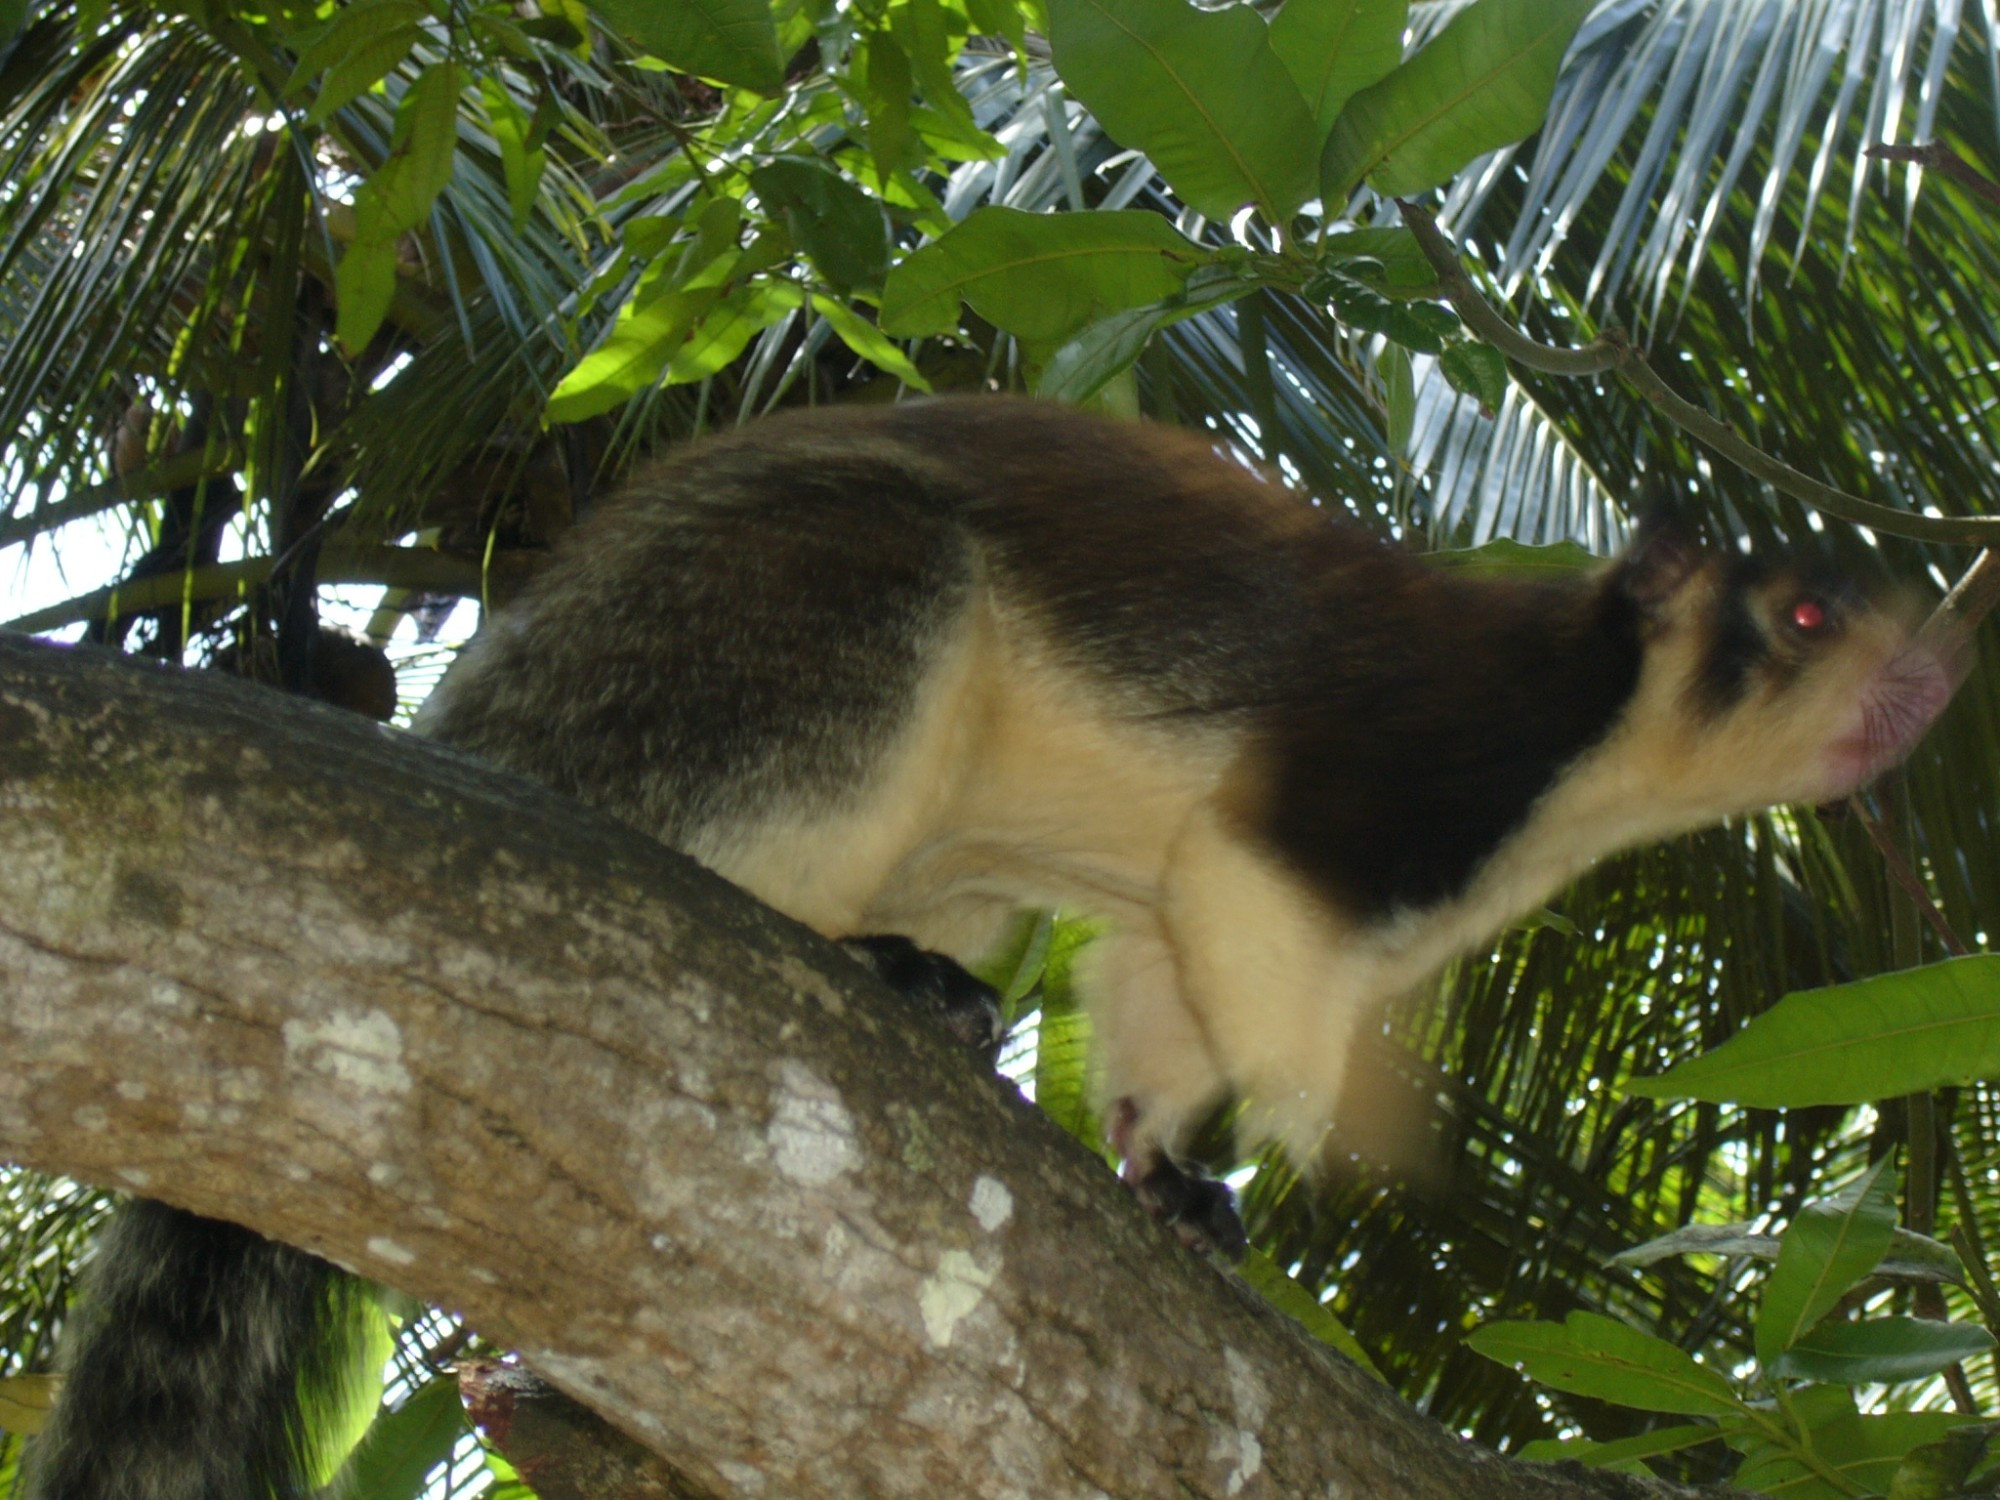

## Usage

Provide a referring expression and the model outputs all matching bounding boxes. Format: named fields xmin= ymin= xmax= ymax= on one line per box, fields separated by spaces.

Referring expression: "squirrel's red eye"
xmin=1791 ymin=599 xmax=1827 ymax=632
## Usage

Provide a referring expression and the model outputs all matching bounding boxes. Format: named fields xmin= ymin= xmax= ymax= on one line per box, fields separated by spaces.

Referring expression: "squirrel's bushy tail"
xmin=25 ymin=1200 xmax=375 ymax=1500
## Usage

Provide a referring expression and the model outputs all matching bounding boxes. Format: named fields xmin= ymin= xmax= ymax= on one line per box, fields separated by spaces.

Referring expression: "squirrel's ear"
xmin=1617 ymin=484 xmax=1708 ymax=614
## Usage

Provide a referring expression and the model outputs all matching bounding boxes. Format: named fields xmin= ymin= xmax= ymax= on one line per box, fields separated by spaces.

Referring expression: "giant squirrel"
xmin=25 ymin=397 xmax=1964 ymax=1499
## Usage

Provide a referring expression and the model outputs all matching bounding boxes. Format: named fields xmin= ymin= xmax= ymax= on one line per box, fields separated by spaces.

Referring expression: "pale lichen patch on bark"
xmin=714 ymin=1458 xmax=771 ymax=1494
xmin=919 ymin=1248 xmax=997 ymax=1348
xmin=367 ymin=1236 xmax=418 ymax=1266
xmin=766 ymin=1060 xmax=860 ymax=1187
xmin=970 ymin=1174 xmax=1013 ymax=1232
xmin=1216 ymin=1347 xmax=1270 ymax=1495
xmin=281 ymin=1007 xmax=414 ymax=1095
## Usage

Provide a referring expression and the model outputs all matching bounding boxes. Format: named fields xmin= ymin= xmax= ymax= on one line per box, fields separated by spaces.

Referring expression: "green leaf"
xmin=810 ymin=296 xmax=931 ymax=390
xmin=367 ymin=62 xmax=465 ymax=237
xmin=480 ymin=79 xmax=546 ymax=233
xmin=1887 ymin=1424 xmax=1997 ymax=1500
xmin=302 ymin=23 xmax=422 ymax=128
xmin=0 ymin=1374 xmax=53 ymax=1435
xmin=1775 ymin=1315 xmax=1995 ymax=1385
xmin=334 ymin=1377 xmax=467 ymax=1500
xmin=1381 ymin=342 xmax=1413 ymax=454
xmin=1756 ymin=1157 xmax=1898 ymax=1366
xmin=970 ymin=909 xmax=1054 ymax=1014
xmin=1425 ymin=537 xmax=1596 ymax=575
xmin=333 ymin=235 xmax=400 ymax=352
xmin=662 ymin=278 xmax=802 ymax=383
xmin=892 ymin=0 xmax=990 ymax=147
xmin=1238 ymin=1249 xmax=1387 ymax=1382
xmin=1314 ymin=267 xmax=1458 ymax=352
xmin=1517 ymin=1424 xmax=1727 ymax=1473
xmin=880 ymin=206 xmax=1207 ymax=342
xmin=283 ymin=0 xmax=425 ymax=93
xmin=1036 ymin=265 xmax=1257 ymax=404
xmin=1268 ymin=0 xmax=1406 ymax=134
xmin=583 ymin=0 xmax=784 ymax=92
xmin=548 ymin=288 xmax=719 ymax=421
xmin=1321 ymin=0 xmax=1591 ymax=203
xmin=334 ymin=60 xmax=465 ymax=351
xmin=1030 ymin=915 xmax=1107 ymax=1149
xmin=1628 ymin=955 xmax=2000 ymax=1107
xmin=856 ymin=31 xmax=919 ymax=179
xmin=1615 ymin=1222 xmax=1966 ymax=1287
xmin=1322 ymin=227 xmax=1440 ymax=297
xmin=1440 ymin=338 xmax=1508 ymax=411
xmin=750 ymin=158 xmax=889 ymax=293
xmin=1735 ymin=1413 xmax=1976 ymax=1499
xmin=1465 ymin=1312 xmax=1743 ymax=1416
xmin=1048 ymin=0 xmax=1318 ymax=222
xmin=305 ymin=1294 xmax=395 ymax=1486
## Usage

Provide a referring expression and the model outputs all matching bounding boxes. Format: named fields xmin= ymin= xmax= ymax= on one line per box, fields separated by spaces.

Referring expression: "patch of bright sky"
xmin=2 ymin=497 xmax=482 ymax=724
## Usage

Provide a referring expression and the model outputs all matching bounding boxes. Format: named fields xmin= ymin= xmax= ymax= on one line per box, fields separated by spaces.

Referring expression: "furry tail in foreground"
xmin=24 ymin=1200 xmax=374 ymax=1500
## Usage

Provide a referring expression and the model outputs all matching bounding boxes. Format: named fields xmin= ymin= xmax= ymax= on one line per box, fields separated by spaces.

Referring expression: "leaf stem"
xmin=1394 ymin=200 xmax=2000 ymax=547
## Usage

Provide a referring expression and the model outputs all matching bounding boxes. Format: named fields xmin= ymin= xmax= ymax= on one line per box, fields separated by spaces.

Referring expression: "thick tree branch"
xmin=0 ymin=635 xmax=1733 ymax=1498
xmin=460 ymin=1360 xmax=700 ymax=1499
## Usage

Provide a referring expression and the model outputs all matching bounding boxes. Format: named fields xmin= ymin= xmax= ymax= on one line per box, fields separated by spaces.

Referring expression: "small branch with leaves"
xmin=1395 ymin=199 xmax=2000 ymax=553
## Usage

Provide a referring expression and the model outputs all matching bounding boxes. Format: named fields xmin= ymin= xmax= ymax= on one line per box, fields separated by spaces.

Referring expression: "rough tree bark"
xmin=0 ymin=635 xmax=1742 ymax=1498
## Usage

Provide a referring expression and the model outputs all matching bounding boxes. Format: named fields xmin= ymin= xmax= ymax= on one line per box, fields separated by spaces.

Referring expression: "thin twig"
xmin=1849 ymin=794 xmax=1970 ymax=957
xmin=1396 ymin=200 xmax=2000 ymax=547
xmin=1868 ymin=141 xmax=2000 ymax=212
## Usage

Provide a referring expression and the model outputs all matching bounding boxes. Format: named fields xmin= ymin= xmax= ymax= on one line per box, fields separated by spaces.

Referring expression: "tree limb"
xmin=0 ymin=635 xmax=1736 ymax=1499
xmin=1395 ymin=200 xmax=2000 ymax=548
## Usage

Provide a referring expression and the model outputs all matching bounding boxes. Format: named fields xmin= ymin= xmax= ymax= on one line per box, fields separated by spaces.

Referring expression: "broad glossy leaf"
xmin=1382 ymin=342 xmax=1413 ymax=454
xmin=856 ymin=32 xmax=919 ymax=178
xmin=361 ymin=62 xmax=464 ymax=238
xmin=335 ymin=1377 xmax=466 ymax=1500
xmin=1615 ymin=1223 xmax=1965 ymax=1287
xmin=810 ymin=296 xmax=931 ymax=391
xmin=1321 ymin=0 xmax=1592 ymax=203
xmin=750 ymin=158 xmax=889 ymax=293
xmin=1518 ymin=1424 xmax=1727 ymax=1473
xmin=1048 ymin=0 xmax=1318 ymax=221
xmin=1755 ymin=1158 xmax=1897 ymax=1366
xmin=880 ymin=207 xmax=1206 ymax=342
xmin=1440 ymin=339 xmax=1507 ymax=411
xmin=1321 ymin=226 xmax=1441 ymax=297
xmin=1630 ymin=955 xmax=2000 ymax=1107
xmin=333 ymin=236 xmax=399 ymax=353
xmin=302 ymin=24 xmax=421 ymax=128
xmin=584 ymin=0 xmax=783 ymax=92
xmin=1269 ymin=0 xmax=1406 ymax=134
xmin=1887 ymin=1425 xmax=1995 ymax=1500
xmin=891 ymin=0 xmax=988 ymax=145
xmin=1317 ymin=269 xmax=1457 ymax=352
xmin=1734 ymin=1413 xmax=1976 ymax=1499
xmin=547 ymin=288 xmax=720 ymax=422
xmin=283 ymin=0 xmax=425 ymax=92
xmin=480 ymin=78 xmax=546 ymax=232
xmin=1466 ymin=1312 xmax=1742 ymax=1416
xmin=1774 ymin=1315 xmax=1994 ymax=1385
xmin=1238 ymin=1250 xmax=1385 ymax=1381
xmin=663 ymin=279 xmax=803 ymax=383
xmin=0 ymin=1374 xmax=51 ymax=1435
xmin=1037 ymin=265 xmax=1256 ymax=404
